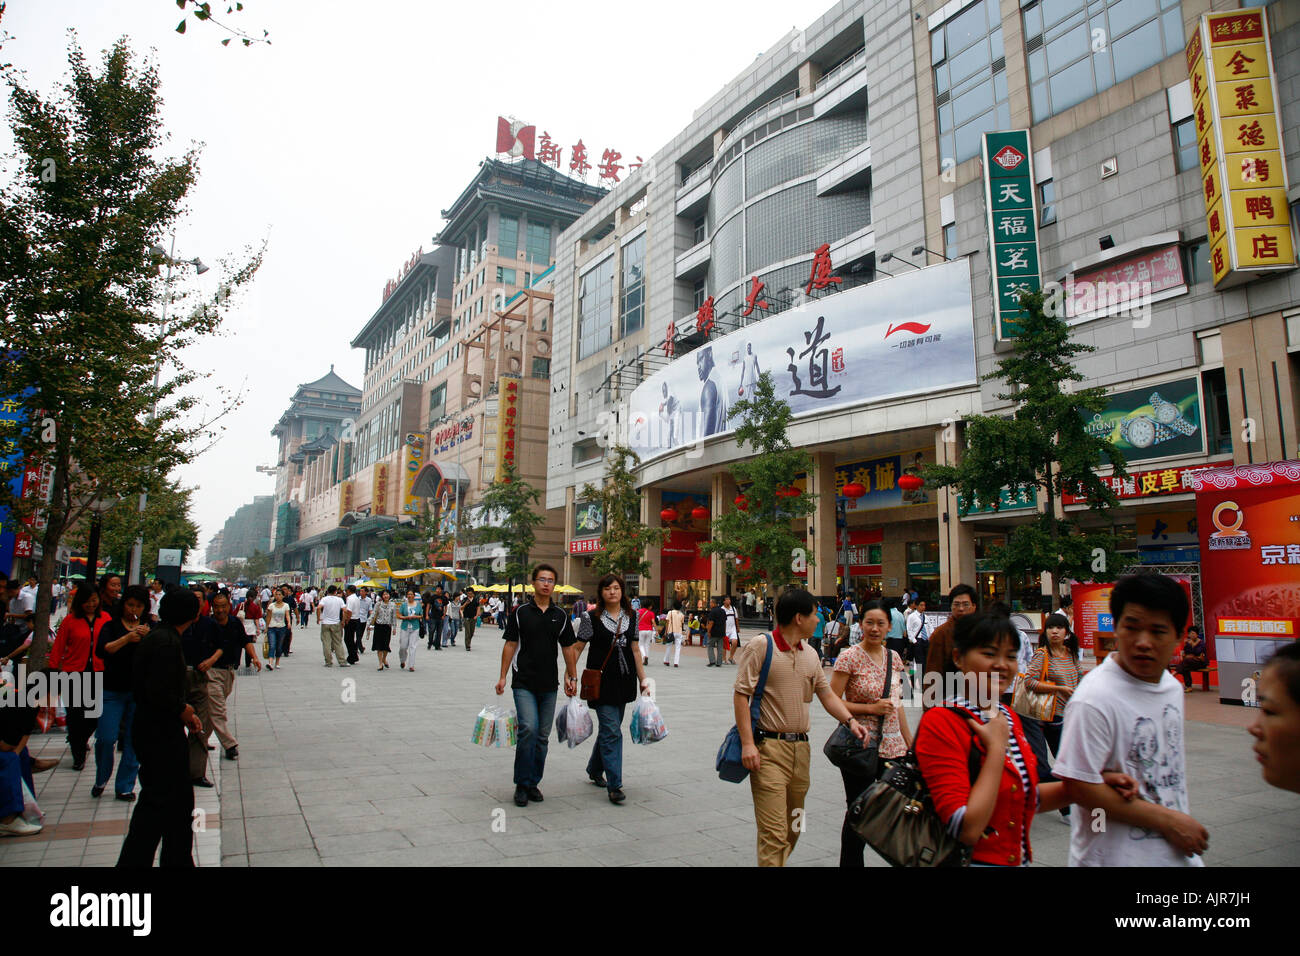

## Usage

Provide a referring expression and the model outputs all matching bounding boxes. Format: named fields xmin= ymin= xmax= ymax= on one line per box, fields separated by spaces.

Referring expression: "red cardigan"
xmin=915 ymin=705 xmax=1040 ymax=866
xmin=49 ymin=611 xmax=111 ymax=673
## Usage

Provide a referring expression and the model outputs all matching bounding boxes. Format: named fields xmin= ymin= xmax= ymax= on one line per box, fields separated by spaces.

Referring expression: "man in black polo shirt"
xmin=199 ymin=591 xmax=261 ymax=763
xmin=427 ymin=586 xmax=448 ymax=650
xmin=494 ymin=564 xmax=579 ymax=807
xmin=182 ymin=596 xmax=222 ymax=788
xmin=705 ymin=596 xmax=729 ymax=667
xmin=118 ymin=588 xmax=205 ymax=867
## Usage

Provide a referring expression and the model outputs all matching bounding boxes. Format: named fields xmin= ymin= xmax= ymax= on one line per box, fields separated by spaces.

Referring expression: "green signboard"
xmin=1081 ymin=376 xmax=1205 ymax=465
xmin=957 ymin=484 xmax=1037 ymax=516
xmin=983 ymin=130 xmax=1042 ymax=340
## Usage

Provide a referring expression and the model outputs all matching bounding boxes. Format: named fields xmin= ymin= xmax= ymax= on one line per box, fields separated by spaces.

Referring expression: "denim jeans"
xmin=585 ymin=702 xmax=627 ymax=791
xmin=0 ymin=748 xmax=34 ymax=817
xmin=94 ymin=688 xmax=140 ymax=794
xmin=512 ymin=687 xmax=557 ymax=788
xmin=267 ymin=626 xmax=288 ymax=659
xmin=446 ymin=618 xmax=459 ymax=643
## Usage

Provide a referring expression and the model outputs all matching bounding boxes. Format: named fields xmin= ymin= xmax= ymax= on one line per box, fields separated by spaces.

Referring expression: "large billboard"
xmin=401 ymin=434 xmax=426 ymax=515
xmin=1194 ymin=461 xmax=1300 ymax=705
xmin=1080 ymin=376 xmax=1205 ymax=465
xmin=628 ymin=259 xmax=976 ymax=461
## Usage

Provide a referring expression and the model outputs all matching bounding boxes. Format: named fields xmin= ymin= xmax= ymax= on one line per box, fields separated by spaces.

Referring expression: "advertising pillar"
xmin=1194 ymin=461 xmax=1300 ymax=705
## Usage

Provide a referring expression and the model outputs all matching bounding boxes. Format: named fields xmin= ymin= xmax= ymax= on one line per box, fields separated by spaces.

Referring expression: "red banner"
xmin=1064 ymin=463 xmax=1215 ymax=505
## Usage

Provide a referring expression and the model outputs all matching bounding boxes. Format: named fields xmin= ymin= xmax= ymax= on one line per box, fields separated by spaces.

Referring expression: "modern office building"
xmin=546 ymin=0 xmax=1299 ymax=613
xmin=208 ymin=495 xmax=273 ymax=567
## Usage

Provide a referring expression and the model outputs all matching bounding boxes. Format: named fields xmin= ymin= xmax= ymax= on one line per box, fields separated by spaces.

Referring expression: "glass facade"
xmin=620 ymin=234 xmax=646 ymax=337
xmin=1023 ymin=0 xmax=1185 ymax=123
xmin=578 ymin=256 xmax=614 ymax=360
xmin=498 ymin=215 xmax=518 ymax=259
xmin=932 ymin=0 xmax=1009 ymax=165
xmin=526 ymin=221 xmax=551 ymax=264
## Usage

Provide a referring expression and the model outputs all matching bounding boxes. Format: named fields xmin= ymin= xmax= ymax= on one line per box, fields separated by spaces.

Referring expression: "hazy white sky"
xmin=2 ymin=0 xmax=812 ymax=552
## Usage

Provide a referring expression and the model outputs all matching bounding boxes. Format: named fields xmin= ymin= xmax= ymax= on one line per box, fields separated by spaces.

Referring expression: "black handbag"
xmin=823 ymin=645 xmax=892 ymax=778
xmin=845 ymin=709 xmax=983 ymax=867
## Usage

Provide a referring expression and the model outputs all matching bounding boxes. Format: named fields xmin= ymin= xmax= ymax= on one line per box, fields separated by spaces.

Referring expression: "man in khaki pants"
xmin=734 ymin=588 xmax=865 ymax=866
xmin=197 ymin=593 xmax=261 ymax=763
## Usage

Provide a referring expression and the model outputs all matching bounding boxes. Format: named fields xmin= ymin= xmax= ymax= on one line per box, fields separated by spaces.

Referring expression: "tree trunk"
xmin=27 ymin=461 xmax=70 ymax=672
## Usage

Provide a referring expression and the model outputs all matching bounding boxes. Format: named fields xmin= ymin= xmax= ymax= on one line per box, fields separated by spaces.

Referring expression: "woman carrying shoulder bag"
xmin=830 ymin=600 xmax=911 ymax=866
xmin=574 ymin=574 xmax=649 ymax=805
xmin=915 ymin=613 xmax=1136 ymax=866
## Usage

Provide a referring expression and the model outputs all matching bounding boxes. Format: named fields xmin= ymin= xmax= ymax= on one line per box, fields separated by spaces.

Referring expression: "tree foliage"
xmin=384 ymin=500 xmax=447 ymax=571
xmin=472 ymin=460 xmax=545 ymax=602
xmin=699 ymin=371 xmax=815 ymax=596
xmin=924 ymin=289 xmax=1134 ymax=595
xmin=174 ymin=1 xmax=271 ymax=47
xmin=66 ymin=475 xmax=199 ymax=573
xmin=578 ymin=444 xmax=668 ymax=580
xmin=0 ymin=39 xmax=262 ymax=666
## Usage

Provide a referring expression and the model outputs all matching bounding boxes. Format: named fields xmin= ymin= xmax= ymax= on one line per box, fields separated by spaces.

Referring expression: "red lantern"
xmin=734 ymin=494 xmax=748 ymax=512
xmin=691 ymin=506 xmax=709 ymax=521
xmin=660 ymin=507 xmax=679 ymax=523
xmin=777 ymin=485 xmax=799 ymax=498
xmin=842 ymin=481 xmax=867 ymax=499
xmin=898 ymin=474 xmax=924 ymax=492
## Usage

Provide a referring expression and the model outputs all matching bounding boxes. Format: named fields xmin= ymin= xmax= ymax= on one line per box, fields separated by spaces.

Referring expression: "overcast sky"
xmin=2 ymin=0 xmax=812 ymax=554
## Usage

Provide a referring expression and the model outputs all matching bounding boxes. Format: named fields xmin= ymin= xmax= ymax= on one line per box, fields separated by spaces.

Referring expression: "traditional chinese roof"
xmin=435 ymin=158 xmax=607 ymax=247
xmin=300 ymin=367 xmax=361 ymax=396
xmin=351 ymin=246 xmax=456 ymax=349
xmin=271 ymin=365 xmax=362 ymax=437
xmin=1191 ymin=460 xmax=1300 ymax=491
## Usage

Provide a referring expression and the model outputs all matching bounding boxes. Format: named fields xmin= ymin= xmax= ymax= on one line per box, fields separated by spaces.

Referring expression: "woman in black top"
xmin=92 ymin=584 xmax=150 ymax=800
xmin=575 ymin=574 xmax=649 ymax=804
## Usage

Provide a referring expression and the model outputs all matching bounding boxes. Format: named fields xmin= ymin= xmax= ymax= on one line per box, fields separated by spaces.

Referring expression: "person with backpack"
xmin=734 ymin=588 xmax=866 ymax=866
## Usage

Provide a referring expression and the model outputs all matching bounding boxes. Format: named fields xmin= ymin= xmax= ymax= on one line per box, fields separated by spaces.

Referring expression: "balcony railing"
xmin=816 ymin=47 xmax=866 ymax=92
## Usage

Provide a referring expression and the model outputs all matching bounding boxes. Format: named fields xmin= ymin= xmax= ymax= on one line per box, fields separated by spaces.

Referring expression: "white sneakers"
xmin=0 ymin=816 xmax=42 ymax=837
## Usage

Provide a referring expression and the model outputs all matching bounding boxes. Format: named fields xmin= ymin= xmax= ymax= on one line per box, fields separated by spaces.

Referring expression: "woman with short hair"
xmin=91 ymin=584 xmax=150 ymax=800
xmin=1248 ymin=642 xmax=1300 ymax=794
xmin=49 ymin=582 xmax=110 ymax=772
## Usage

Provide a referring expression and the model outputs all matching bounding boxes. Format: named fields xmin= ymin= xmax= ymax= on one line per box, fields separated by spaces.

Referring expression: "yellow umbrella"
xmin=553 ymin=584 xmax=582 ymax=594
xmin=481 ymin=583 xmax=509 ymax=592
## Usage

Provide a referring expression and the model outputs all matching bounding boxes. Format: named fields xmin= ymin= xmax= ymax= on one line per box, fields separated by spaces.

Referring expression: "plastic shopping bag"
xmin=471 ymin=705 xmax=497 ymax=747
xmin=630 ymin=695 xmax=668 ymax=745
xmin=555 ymin=696 xmax=594 ymax=749
xmin=20 ymin=779 xmax=43 ymax=826
xmin=493 ymin=707 xmax=518 ymax=749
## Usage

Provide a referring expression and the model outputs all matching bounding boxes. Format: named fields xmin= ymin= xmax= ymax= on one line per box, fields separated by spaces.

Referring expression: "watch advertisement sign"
xmin=573 ymin=500 xmax=604 ymax=537
xmin=628 ymin=259 xmax=977 ymax=462
xmin=1081 ymin=377 xmax=1205 ymax=465
xmin=1194 ymin=461 xmax=1300 ymax=704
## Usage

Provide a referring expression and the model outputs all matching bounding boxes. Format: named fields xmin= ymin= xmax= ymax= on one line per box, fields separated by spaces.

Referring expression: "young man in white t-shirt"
xmin=1055 ymin=573 xmax=1209 ymax=866
xmin=316 ymin=586 xmax=348 ymax=667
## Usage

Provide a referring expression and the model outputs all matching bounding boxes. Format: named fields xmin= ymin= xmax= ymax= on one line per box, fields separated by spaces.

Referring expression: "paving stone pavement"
xmin=207 ymin=621 xmax=1300 ymax=867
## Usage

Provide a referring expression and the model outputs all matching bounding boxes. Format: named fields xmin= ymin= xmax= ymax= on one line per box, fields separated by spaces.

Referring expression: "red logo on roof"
xmin=991 ymin=145 xmax=1025 ymax=171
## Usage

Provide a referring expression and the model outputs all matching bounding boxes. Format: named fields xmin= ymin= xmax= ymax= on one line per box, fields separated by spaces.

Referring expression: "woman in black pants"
xmin=828 ymin=600 xmax=911 ymax=866
xmin=48 ymin=582 xmax=111 ymax=771
xmin=1020 ymin=613 xmax=1081 ymax=812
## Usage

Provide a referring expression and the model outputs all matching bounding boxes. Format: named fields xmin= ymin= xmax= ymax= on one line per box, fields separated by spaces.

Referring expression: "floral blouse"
xmin=833 ymin=644 xmax=907 ymax=758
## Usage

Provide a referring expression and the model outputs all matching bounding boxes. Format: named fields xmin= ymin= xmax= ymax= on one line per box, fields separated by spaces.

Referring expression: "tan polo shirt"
xmin=734 ymin=632 xmax=828 ymax=734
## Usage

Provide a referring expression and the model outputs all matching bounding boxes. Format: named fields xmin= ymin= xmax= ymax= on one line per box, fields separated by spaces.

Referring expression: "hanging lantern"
xmin=660 ymin=507 xmax=679 ymax=523
xmin=777 ymin=485 xmax=799 ymax=498
xmin=734 ymin=494 xmax=748 ymax=512
xmin=898 ymin=474 xmax=925 ymax=492
xmin=842 ymin=481 xmax=867 ymax=499
xmin=691 ymin=506 xmax=709 ymax=521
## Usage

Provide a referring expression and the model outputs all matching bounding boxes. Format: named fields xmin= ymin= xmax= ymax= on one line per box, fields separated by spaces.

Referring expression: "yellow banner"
xmin=1210 ymin=236 xmax=1232 ymax=285
xmin=337 ymin=481 xmax=354 ymax=524
xmin=1229 ymin=188 xmax=1290 ymax=230
xmin=1206 ymin=196 xmax=1227 ymax=247
xmin=1210 ymin=42 xmax=1269 ymax=81
xmin=401 ymin=433 xmax=426 ymax=515
xmin=1196 ymin=124 xmax=1217 ymax=178
xmin=373 ymin=463 xmax=390 ymax=515
xmin=1214 ymin=76 xmax=1273 ymax=118
xmin=1233 ymin=226 xmax=1295 ymax=269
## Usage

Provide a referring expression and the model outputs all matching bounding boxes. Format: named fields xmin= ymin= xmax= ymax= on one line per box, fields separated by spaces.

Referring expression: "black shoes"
xmin=91 ymin=785 xmax=105 ymax=798
xmin=527 ymin=786 xmax=544 ymax=802
xmin=589 ymin=774 xmax=606 ymax=788
xmin=225 ymin=747 xmax=239 ymax=760
xmin=608 ymin=788 xmax=626 ymax=804
xmin=115 ymin=792 xmax=136 ymax=802
xmin=514 ymin=786 xmax=528 ymax=807
xmin=192 ymin=777 xmax=214 ymax=788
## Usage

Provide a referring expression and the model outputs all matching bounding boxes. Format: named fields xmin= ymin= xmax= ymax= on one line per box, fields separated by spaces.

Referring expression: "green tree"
xmin=0 ymin=39 xmax=261 ymax=667
xmin=700 ymin=371 xmax=816 ymax=597
xmin=472 ymin=460 xmax=545 ymax=604
xmin=173 ymin=1 xmax=272 ymax=46
xmin=385 ymin=500 xmax=446 ymax=571
xmin=67 ymin=476 xmax=199 ymax=574
xmin=924 ymin=289 xmax=1133 ymax=599
xmin=578 ymin=444 xmax=668 ymax=580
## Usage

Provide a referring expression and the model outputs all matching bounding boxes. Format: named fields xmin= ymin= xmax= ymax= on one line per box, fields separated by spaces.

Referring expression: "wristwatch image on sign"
xmin=1149 ymin=391 xmax=1198 ymax=437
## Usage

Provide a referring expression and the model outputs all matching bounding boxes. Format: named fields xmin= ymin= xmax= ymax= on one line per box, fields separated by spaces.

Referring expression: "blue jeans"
xmin=512 ymin=687 xmax=557 ymax=788
xmin=94 ymin=688 xmax=140 ymax=794
xmin=0 ymin=748 xmax=34 ymax=817
xmin=267 ymin=626 xmax=288 ymax=659
xmin=585 ymin=702 xmax=627 ymax=791
xmin=446 ymin=618 xmax=459 ymax=642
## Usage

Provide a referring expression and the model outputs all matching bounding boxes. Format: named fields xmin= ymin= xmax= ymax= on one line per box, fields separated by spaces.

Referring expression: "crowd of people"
xmin=3 ymin=563 xmax=1298 ymax=870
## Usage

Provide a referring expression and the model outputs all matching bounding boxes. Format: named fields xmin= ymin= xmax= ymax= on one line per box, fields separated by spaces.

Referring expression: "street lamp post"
xmin=127 ymin=236 xmax=207 ymax=586
xmin=84 ymin=495 xmax=120 ymax=588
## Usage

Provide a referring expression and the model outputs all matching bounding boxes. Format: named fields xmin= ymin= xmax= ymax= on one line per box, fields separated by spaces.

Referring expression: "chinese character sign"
xmin=982 ymin=131 xmax=1042 ymax=341
xmin=494 ymin=377 xmax=521 ymax=483
xmin=627 ymin=260 xmax=977 ymax=460
xmin=1188 ymin=8 xmax=1296 ymax=288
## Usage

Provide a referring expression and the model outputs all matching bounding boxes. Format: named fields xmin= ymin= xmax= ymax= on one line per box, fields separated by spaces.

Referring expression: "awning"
xmin=410 ymin=459 xmax=472 ymax=500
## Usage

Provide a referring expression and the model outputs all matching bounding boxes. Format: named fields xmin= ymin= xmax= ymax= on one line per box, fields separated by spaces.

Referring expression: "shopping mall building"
xmin=545 ymin=0 xmax=1300 ymax=614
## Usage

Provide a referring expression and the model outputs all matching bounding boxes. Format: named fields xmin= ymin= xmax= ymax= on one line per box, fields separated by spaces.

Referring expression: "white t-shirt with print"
xmin=318 ymin=594 xmax=345 ymax=625
xmin=1053 ymin=653 xmax=1204 ymax=868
